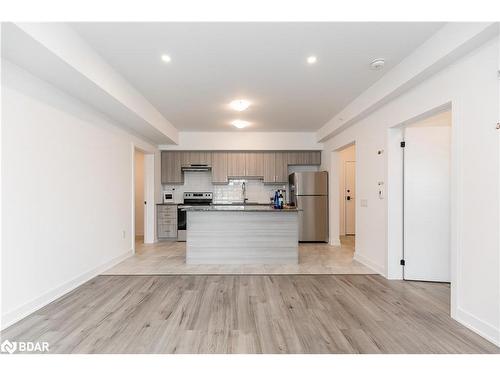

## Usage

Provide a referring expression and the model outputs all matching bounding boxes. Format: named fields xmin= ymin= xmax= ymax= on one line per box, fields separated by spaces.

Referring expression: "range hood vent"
xmin=182 ymin=164 xmax=211 ymax=172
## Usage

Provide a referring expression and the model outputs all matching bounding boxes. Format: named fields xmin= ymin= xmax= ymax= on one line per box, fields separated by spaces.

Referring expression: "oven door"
xmin=177 ymin=206 xmax=187 ymax=241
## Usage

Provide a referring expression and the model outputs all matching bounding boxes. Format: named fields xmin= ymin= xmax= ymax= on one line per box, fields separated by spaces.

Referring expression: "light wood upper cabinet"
xmin=161 ymin=151 xmax=183 ymax=184
xmin=287 ymin=151 xmax=321 ymax=165
xmin=286 ymin=151 xmax=300 ymax=166
xmin=227 ymin=152 xmax=246 ymax=177
xmin=263 ymin=152 xmax=276 ymax=183
xmin=275 ymin=152 xmax=289 ymax=183
xmin=211 ymin=152 xmax=228 ymax=184
xmin=162 ymin=150 xmax=320 ymax=185
xmin=309 ymin=151 xmax=321 ymax=165
xmin=192 ymin=151 xmax=212 ymax=165
xmin=245 ymin=152 xmax=264 ymax=177
xmin=181 ymin=151 xmax=212 ymax=166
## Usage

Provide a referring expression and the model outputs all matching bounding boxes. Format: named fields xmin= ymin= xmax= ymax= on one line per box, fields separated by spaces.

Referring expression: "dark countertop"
xmin=182 ymin=205 xmax=299 ymax=212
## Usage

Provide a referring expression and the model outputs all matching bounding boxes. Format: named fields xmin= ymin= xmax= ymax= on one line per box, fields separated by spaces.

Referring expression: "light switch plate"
xmin=360 ymin=199 xmax=368 ymax=207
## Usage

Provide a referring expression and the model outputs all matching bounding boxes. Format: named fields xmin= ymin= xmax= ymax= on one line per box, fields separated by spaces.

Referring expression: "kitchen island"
xmin=183 ymin=206 xmax=299 ymax=264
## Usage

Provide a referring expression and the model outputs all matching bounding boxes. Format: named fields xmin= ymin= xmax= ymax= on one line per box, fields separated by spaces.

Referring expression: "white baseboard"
xmin=1 ymin=249 xmax=133 ymax=330
xmin=454 ymin=307 xmax=500 ymax=347
xmin=330 ymin=237 xmax=341 ymax=246
xmin=353 ymin=252 xmax=385 ymax=276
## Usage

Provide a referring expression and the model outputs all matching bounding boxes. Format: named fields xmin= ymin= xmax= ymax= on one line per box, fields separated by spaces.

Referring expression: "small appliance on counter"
xmin=272 ymin=189 xmax=286 ymax=209
xmin=163 ymin=189 xmax=175 ymax=203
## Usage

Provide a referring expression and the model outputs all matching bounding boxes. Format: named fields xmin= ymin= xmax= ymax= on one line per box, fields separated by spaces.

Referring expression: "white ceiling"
xmin=72 ymin=22 xmax=444 ymax=132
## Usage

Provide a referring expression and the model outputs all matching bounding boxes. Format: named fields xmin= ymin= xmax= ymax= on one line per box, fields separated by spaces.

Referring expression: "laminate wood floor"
xmin=103 ymin=235 xmax=374 ymax=275
xmin=2 ymin=275 xmax=498 ymax=354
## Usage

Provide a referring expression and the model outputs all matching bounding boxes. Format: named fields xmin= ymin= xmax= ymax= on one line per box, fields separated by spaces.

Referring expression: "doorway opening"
xmin=134 ymin=149 xmax=146 ymax=244
xmin=133 ymin=147 xmax=155 ymax=249
xmin=401 ymin=110 xmax=452 ymax=282
xmin=339 ymin=144 xmax=356 ymax=248
xmin=387 ymin=105 xmax=454 ymax=281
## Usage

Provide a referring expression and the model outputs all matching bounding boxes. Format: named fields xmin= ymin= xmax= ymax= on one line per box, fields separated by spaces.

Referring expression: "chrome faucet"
xmin=242 ymin=181 xmax=248 ymax=203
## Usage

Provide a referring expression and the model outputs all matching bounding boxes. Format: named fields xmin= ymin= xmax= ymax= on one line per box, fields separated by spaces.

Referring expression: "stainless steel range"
xmin=177 ymin=192 xmax=213 ymax=241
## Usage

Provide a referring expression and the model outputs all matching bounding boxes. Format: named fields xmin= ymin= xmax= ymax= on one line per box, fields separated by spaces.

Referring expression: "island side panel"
xmin=186 ymin=211 xmax=299 ymax=264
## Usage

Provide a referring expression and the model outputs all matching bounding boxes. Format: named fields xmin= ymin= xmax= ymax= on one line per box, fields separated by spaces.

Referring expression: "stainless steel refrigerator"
xmin=289 ymin=171 xmax=328 ymax=242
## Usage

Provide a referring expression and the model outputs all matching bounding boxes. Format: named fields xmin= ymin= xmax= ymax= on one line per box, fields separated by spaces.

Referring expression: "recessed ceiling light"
xmin=229 ymin=99 xmax=251 ymax=112
xmin=231 ymin=120 xmax=250 ymax=129
xmin=370 ymin=58 xmax=385 ymax=70
xmin=307 ymin=56 xmax=317 ymax=64
xmin=161 ymin=54 xmax=171 ymax=63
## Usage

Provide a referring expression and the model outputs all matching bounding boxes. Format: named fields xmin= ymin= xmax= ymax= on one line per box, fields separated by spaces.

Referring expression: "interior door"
xmin=403 ymin=125 xmax=451 ymax=282
xmin=344 ymin=161 xmax=356 ymax=235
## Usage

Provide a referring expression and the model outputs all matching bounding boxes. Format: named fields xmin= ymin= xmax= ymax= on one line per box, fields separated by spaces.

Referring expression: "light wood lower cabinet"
xmin=211 ymin=152 xmax=228 ymax=184
xmin=157 ymin=205 xmax=178 ymax=239
xmin=161 ymin=150 xmax=320 ymax=185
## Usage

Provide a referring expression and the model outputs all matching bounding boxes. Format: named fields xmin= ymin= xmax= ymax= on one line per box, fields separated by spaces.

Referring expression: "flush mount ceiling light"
xmin=307 ymin=56 xmax=317 ymax=64
xmin=161 ymin=54 xmax=172 ymax=63
xmin=231 ymin=120 xmax=250 ymax=129
xmin=370 ymin=58 xmax=385 ymax=70
xmin=229 ymin=99 xmax=251 ymax=112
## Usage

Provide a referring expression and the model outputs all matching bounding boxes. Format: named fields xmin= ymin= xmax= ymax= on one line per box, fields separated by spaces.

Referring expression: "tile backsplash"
xmin=162 ymin=165 xmax=319 ymax=204
xmin=163 ymin=171 xmax=287 ymax=204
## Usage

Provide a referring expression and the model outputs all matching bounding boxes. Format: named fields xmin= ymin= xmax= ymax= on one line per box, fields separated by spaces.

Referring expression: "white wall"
xmin=1 ymin=60 xmax=158 ymax=329
xmin=160 ymin=132 xmax=323 ymax=151
xmin=321 ymin=37 xmax=500 ymax=345
xmin=134 ymin=151 xmax=144 ymax=236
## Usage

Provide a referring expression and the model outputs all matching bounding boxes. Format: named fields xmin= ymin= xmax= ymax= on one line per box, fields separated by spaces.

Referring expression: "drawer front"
xmin=157 ymin=206 xmax=178 ymax=238
xmin=158 ymin=211 xmax=177 ymax=219
xmin=158 ymin=205 xmax=177 ymax=213
xmin=158 ymin=219 xmax=176 ymax=226
xmin=158 ymin=224 xmax=177 ymax=238
xmin=158 ymin=206 xmax=177 ymax=218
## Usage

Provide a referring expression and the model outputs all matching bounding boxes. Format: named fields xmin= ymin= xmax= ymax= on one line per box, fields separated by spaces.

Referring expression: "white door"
xmin=344 ymin=161 xmax=356 ymax=235
xmin=143 ymin=154 xmax=156 ymax=244
xmin=404 ymin=126 xmax=451 ymax=282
